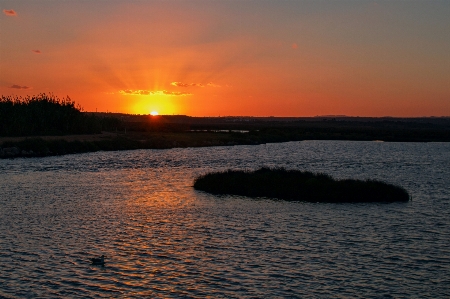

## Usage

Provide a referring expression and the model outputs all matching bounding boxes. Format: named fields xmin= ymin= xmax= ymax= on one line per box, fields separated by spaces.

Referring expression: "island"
xmin=193 ymin=168 xmax=410 ymax=203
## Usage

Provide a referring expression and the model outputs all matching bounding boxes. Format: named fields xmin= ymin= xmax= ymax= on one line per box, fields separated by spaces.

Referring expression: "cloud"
xmin=3 ymin=9 xmax=17 ymax=16
xmin=161 ymin=90 xmax=192 ymax=96
xmin=10 ymin=84 xmax=30 ymax=90
xmin=119 ymin=89 xmax=191 ymax=96
xmin=119 ymin=89 xmax=149 ymax=95
xmin=292 ymin=43 xmax=298 ymax=49
xmin=207 ymin=82 xmax=221 ymax=87
xmin=171 ymin=81 xmax=222 ymax=88
xmin=171 ymin=82 xmax=204 ymax=88
xmin=32 ymin=50 xmax=42 ymax=54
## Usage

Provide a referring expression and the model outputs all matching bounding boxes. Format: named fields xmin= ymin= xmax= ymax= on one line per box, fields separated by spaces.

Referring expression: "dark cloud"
xmin=3 ymin=9 xmax=17 ymax=16
xmin=10 ymin=84 xmax=30 ymax=90
xmin=32 ymin=50 xmax=42 ymax=54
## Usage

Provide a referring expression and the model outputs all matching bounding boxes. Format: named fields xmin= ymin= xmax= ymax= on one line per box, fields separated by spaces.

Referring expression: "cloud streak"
xmin=119 ymin=89 xmax=192 ymax=96
xmin=3 ymin=9 xmax=17 ymax=16
xmin=171 ymin=82 xmax=204 ymax=88
xmin=32 ymin=50 xmax=42 ymax=54
xmin=10 ymin=84 xmax=31 ymax=90
xmin=206 ymin=82 xmax=222 ymax=87
xmin=171 ymin=81 xmax=222 ymax=88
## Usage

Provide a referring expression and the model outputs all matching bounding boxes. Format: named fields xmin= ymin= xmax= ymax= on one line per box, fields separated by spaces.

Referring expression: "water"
xmin=0 ymin=141 xmax=449 ymax=298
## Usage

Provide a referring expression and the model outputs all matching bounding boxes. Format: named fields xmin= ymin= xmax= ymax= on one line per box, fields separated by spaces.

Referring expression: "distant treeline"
xmin=96 ymin=113 xmax=450 ymax=142
xmin=0 ymin=94 xmax=121 ymax=136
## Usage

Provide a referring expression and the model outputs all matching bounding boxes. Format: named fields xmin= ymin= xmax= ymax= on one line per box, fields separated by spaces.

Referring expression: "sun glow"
xmin=150 ymin=111 xmax=159 ymax=116
xmin=128 ymin=94 xmax=179 ymax=115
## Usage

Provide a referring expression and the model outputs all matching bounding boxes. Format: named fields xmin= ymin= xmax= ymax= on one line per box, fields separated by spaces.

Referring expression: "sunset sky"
xmin=1 ymin=0 xmax=449 ymax=116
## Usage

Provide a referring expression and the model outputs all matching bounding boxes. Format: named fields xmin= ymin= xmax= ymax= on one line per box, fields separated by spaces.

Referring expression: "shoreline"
xmin=0 ymin=131 xmax=260 ymax=159
xmin=1 ymin=129 xmax=449 ymax=159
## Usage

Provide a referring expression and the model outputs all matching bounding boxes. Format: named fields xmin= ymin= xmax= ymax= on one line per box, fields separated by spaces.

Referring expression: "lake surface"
xmin=1 ymin=141 xmax=449 ymax=298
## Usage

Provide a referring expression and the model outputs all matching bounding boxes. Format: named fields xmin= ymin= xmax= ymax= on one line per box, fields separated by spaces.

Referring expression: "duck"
xmin=90 ymin=255 xmax=105 ymax=265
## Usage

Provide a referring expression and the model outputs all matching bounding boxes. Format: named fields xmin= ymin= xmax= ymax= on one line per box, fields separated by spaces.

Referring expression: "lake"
xmin=1 ymin=141 xmax=449 ymax=298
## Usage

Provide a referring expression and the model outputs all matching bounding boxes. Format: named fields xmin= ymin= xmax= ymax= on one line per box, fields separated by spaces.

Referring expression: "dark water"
xmin=0 ymin=141 xmax=449 ymax=298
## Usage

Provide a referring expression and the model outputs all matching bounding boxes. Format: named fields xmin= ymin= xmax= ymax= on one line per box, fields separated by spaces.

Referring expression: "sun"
xmin=150 ymin=111 xmax=159 ymax=116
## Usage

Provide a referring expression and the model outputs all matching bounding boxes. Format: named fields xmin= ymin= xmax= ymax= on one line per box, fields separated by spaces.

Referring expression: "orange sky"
xmin=1 ymin=1 xmax=449 ymax=116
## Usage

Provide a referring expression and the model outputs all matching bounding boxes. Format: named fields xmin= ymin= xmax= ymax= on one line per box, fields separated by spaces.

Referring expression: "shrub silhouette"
xmin=194 ymin=167 xmax=410 ymax=203
xmin=0 ymin=93 xmax=121 ymax=136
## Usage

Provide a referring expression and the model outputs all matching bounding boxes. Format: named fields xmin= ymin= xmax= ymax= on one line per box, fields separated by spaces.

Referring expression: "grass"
xmin=193 ymin=167 xmax=410 ymax=203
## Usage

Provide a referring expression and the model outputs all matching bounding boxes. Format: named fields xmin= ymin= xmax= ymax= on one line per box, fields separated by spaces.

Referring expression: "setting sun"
xmin=150 ymin=111 xmax=159 ymax=116
xmin=0 ymin=1 xmax=448 ymax=117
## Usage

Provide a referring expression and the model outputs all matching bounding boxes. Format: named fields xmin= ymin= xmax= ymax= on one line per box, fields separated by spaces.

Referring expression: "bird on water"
xmin=90 ymin=255 xmax=105 ymax=265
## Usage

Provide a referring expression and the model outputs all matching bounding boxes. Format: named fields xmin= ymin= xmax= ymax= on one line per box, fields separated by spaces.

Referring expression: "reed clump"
xmin=193 ymin=167 xmax=410 ymax=203
xmin=0 ymin=94 xmax=120 ymax=136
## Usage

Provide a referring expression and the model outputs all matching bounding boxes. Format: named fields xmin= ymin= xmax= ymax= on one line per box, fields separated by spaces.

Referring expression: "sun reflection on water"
xmin=0 ymin=142 xmax=449 ymax=297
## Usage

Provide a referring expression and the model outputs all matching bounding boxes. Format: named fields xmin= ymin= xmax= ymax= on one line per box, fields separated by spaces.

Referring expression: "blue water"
xmin=0 ymin=141 xmax=449 ymax=298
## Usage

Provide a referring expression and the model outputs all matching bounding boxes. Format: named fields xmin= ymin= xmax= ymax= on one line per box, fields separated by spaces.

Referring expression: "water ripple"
xmin=0 ymin=141 xmax=449 ymax=297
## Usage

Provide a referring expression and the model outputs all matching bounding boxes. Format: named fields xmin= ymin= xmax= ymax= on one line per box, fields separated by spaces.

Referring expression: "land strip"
xmin=1 ymin=116 xmax=449 ymax=159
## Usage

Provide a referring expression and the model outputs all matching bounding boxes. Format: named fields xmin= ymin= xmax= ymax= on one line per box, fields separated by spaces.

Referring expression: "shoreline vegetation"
xmin=1 ymin=94 xmax=449 ymax=159
xmin=193 ymin=168 xmax=411 ymax=203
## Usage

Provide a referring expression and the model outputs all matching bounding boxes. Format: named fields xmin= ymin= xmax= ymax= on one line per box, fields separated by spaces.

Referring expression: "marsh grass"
xmin=0 ymin=94 xmax=120 ymax=136
xmin=194 ymin=167 xmax=410 ymax=203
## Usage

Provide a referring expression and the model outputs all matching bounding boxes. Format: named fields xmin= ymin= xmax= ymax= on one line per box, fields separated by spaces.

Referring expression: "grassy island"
xmin=194 ymin=168 xmax=410 ymax=203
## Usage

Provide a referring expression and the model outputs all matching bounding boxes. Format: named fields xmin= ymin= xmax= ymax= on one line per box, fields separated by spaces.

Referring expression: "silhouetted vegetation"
xmin=89 ymin=114 xmax=450 ymax=142
xmin=194 ymin=168 xmax=410 ymax=203
xmin=1 ymin=94 xmax=448 ymax=158
xmin=0 ymin=94 xmax=121 ymax=136
xmin=0 ymin=131 xmax=259 ymax=158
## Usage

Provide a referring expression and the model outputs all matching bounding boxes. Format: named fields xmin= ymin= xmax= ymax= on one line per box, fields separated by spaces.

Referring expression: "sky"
xmin=1 ymin=0 xmax=449 ymax=116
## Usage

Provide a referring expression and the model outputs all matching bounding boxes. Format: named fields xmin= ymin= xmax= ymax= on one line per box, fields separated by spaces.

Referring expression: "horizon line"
xmin=85 ymin=112 xmax=450 ymax=119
